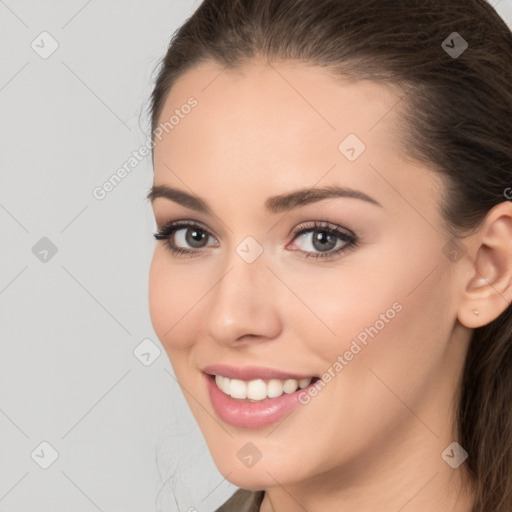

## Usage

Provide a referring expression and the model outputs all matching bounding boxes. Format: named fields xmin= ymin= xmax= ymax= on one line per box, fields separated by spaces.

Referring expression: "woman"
xmin=146 ymin=1 xmax=512 ymax=510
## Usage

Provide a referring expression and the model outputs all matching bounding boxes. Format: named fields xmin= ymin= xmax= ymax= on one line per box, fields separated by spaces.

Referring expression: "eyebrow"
xmin=146 ymin=183 xmax=382 ymax=214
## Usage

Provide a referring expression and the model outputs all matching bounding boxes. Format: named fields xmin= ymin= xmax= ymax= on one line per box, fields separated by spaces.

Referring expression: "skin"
xmin=148 ymin=58 xmax=512 ymax=512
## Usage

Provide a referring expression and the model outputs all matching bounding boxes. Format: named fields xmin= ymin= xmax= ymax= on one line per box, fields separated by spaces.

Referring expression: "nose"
xmin=205 ymin=246 xmax=282 ymax=346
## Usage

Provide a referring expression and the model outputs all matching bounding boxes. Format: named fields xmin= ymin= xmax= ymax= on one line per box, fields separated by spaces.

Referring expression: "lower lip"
xmin=205 ymin=373 xmax=317 ymax=429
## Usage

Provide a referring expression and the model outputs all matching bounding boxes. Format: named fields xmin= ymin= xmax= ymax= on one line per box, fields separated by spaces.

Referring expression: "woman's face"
xmin=148 ymin=60 xmax=471 ymax=492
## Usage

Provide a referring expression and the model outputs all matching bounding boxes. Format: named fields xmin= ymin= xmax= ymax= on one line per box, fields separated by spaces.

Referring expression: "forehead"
xmin=155 ymin=60 xmax=404 ymax=164
xmin=155 ymin=59 xmax=406 ymax=152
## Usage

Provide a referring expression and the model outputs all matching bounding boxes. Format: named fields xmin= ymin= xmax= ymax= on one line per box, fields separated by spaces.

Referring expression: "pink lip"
xmin=202 ymin=364 xmax=316 ymax=381
xmin=203 ymin=372 xmax=319 ymax=429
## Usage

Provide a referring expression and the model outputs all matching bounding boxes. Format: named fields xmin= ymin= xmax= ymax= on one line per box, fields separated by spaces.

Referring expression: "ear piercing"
xmin=473 ymin=308 xmax=480 ymax=316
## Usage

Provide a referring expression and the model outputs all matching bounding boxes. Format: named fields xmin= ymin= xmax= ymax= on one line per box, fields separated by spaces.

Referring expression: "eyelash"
xmin=153 ymin=220 xmax=359 ymax=260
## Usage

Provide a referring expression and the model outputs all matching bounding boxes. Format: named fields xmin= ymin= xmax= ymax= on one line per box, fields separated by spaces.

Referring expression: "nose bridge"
xmin=205 ymin=238 xmax=280 ymax=343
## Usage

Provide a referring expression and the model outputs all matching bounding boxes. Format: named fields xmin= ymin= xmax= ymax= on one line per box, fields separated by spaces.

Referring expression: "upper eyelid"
xmin=291 ymin=221 xmax=354 ymax=236
xmin=156 ymin=218 xmax=214 ymax=234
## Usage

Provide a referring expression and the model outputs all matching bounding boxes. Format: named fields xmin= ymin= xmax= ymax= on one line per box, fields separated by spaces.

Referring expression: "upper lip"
xmin=202 ymin=364 xmax=317 ymax=381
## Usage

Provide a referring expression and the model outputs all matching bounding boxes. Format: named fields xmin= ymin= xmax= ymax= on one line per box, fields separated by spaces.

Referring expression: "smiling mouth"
xmin=210 ymin=374 xmax=320 ymax=402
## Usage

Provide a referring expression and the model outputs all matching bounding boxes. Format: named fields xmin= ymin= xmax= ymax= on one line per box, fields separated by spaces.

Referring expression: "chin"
xmin=217 ymin=467 xmax=274 ymax=491
xmin=209 ymin=445 xmax=305 ymax=491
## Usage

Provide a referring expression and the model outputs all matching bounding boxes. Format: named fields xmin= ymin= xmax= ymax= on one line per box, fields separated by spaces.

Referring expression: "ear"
xmin=457 ymin=201 xmax=512 ymax=328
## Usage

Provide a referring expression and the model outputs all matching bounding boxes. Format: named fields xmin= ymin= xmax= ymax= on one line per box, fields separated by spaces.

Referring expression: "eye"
xmin=288 ymin=220 xmax=358 ymax=260
xmin=153 ymin=220 xmax=218 ymax=257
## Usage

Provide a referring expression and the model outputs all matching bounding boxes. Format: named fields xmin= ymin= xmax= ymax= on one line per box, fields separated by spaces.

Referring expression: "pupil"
xmin=313 ymin=231 xmax=336 ymax=251
xmin=186 ymin=228 xmax=206 ymax=247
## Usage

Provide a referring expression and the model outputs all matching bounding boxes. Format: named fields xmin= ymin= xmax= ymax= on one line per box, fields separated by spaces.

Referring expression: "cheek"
xmin=304 ymin=244 xmax=454 ymax=415
xmin=148 ymin=248 xmax=214 ymax=355
xmin=278 ymin=255 xmax=407 ymax=364
xmin=148 ymin=250 xmax=189 ymax=354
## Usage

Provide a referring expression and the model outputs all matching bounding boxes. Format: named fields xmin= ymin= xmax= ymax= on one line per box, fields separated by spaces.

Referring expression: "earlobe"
xmin=457 ymin=201 xmax=512 ymax=329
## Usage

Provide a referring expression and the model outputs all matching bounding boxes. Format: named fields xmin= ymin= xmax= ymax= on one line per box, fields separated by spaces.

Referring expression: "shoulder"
xmin=214 ymin=488 xmax=265 ymax=512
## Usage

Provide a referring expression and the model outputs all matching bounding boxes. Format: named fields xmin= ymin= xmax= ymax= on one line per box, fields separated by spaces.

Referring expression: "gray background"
xmin=1 ymin=1 xmax=511 ymax=511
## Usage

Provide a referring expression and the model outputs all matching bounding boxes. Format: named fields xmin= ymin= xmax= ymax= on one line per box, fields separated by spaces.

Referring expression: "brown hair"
xmin=147 ymin=1 xmax=512 ymax=510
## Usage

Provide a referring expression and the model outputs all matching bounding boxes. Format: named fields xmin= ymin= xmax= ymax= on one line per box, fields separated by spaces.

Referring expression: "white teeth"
xmin=230 ymin=379 xmax=247 ymax=399
xmin=299 ymin=377 xmax=311 ymax=389
xmin=267 ymin=379 xmax=284 ymax=398
xmin=220 ymin=376 xmax=231 ymax=395
xmin=215 ymin=375 xmax=230 ymax=395
xmin=247 ymin=379 xmax=267 ymax=401
xmin=214 ymin=375 xmax=313 ymax=401
xmin=283 ymin=379 xmax=298 ymax=394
